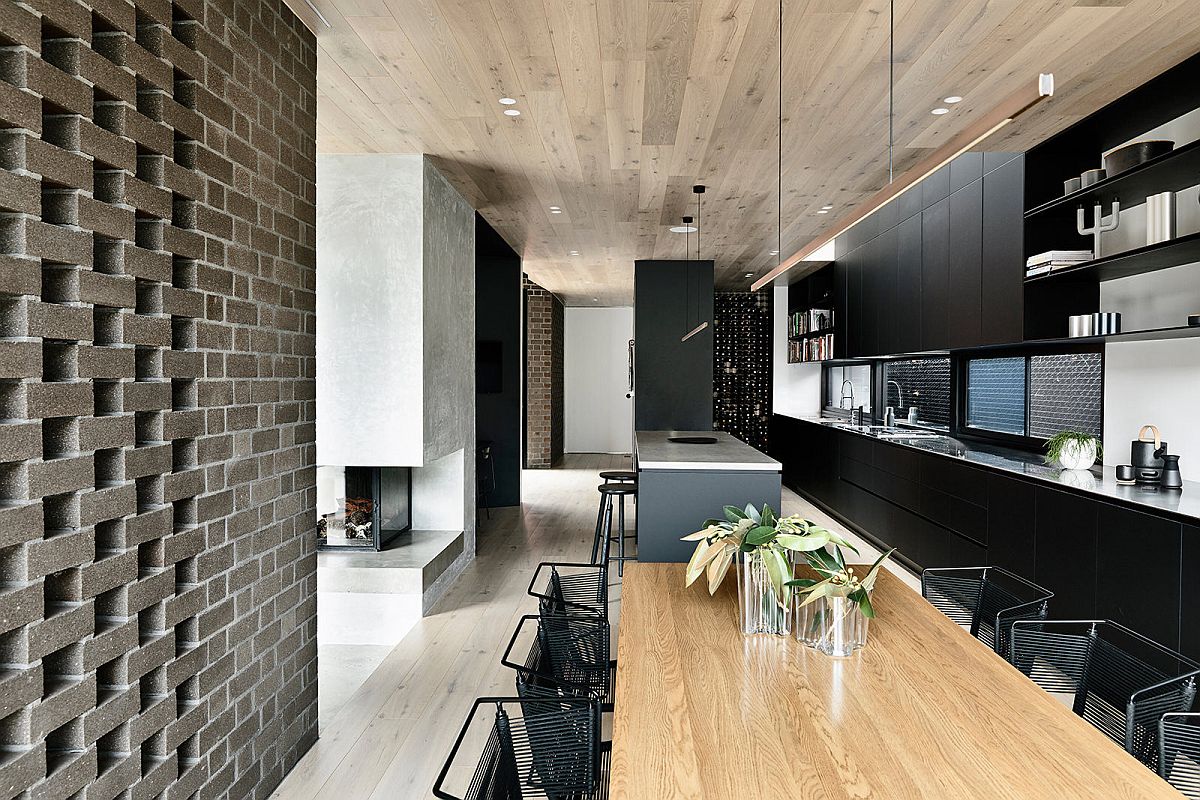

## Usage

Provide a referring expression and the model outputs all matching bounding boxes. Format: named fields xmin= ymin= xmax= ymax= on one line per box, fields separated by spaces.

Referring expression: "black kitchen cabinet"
xmin=875 ymin=225 xmax=898 ymax=356
xmin=1096 ymin=505 xmax=1182 ymax=649
xmin=949 ymin=152 xmax=983 ymax=194
xmin=860 ymin=237 xmax=880 ymax=357
xmin=947 ymin=180 xmax=984 ymax=349
xmin=986 ymin=474 xmax=1036 ymax=577
xmin=1183 ymin=526 xmax=1199 ymax=661
xmin=778 ymin=417 xmax=1195 ymax=650
xmin=922 ymin=163 xmax=951 ymax=209
xmin=981 ymin=156 xmax=1025 ymax=345
xmin=894 ymin=213 xmax=922 ymax=354
xmin=920 ymin=197 xmax=950 ymax=351
xmin=1034 ymin=487 xmax=1099 ymax=619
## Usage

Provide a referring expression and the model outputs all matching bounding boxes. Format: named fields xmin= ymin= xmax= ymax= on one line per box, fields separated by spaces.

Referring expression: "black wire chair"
xmin=501 ymin=613 xmax=616 ymax=711
xmin=528 ymin=561 xmax=609 ymax=618
xmin=1010 ymin=619 xmax=1199 ymax=770
xmin=921 ymin=566 xmax=1053 ymax=659
xmin=432 ymin=696 xmax=609 ymax=800
xmin=1160 ymin=712 xmax=1200 ymax=798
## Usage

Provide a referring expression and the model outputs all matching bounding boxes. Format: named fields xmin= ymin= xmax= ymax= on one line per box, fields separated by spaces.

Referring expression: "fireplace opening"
xmin=316 ymin=466 xmax=411 ymax=550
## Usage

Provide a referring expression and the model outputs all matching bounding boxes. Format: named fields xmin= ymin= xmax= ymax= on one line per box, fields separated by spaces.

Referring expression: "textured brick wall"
xmin=524 ymin=277 xmax=562 ymax=468
xmin=0 ymin=0 xmax=318 ymax=798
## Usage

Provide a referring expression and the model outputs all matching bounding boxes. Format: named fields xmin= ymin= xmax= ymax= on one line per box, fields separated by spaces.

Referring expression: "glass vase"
xmin=736 ymin=550 xmax=791 ymax=636
xmin=795 ymin=593 xmax=869 ymax=656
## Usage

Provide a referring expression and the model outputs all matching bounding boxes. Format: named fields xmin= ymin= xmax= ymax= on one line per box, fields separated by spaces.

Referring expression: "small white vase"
xmin=1057 ymin=439 xmax=1097 ymax=471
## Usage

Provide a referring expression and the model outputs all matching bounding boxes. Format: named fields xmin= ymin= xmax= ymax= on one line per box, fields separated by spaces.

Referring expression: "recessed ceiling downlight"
xmin=499 ymin=97 xmax=517 ymax=105
xmin=943 ymin=96 xmax=963 ymax=104
xmin=931 ymin=107 xmax=950 ymax=115
xmin=821 ymin=204 xmax=833 ymax=210
xmin=669 ymin=225 xmax=698 ymax=233
xmin=769 ymin=250 xmax=779 ymax=256
xmin=504 ymin=109 xmax=521 ymax=116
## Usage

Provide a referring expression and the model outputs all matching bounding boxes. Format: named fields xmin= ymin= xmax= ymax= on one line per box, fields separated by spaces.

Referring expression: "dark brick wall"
xmin=0 ymin=0 xmax=317 ymax=798
xmin=524 ymin=276 xmax=562 ymax=468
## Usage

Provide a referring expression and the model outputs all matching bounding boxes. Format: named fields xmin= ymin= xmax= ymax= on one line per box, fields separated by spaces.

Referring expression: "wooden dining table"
xmin=609 ymin=562 xmax=1181 ymax=799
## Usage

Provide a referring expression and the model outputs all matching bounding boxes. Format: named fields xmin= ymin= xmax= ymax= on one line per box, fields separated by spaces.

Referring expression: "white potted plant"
xmin=1045 ymin=431 xmax=1102 ymax=471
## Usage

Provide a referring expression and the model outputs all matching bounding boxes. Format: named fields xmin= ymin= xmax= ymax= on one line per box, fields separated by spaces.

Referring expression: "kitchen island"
xmin=634 ymin=430 xmax=782 ymax=562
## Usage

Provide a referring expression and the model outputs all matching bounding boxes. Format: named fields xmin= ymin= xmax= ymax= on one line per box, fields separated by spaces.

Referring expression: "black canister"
xmin=1131 ymin=425 xmax=1166 ymax=483
xmin=1160 ymin=455 xmax=1183 ymax=490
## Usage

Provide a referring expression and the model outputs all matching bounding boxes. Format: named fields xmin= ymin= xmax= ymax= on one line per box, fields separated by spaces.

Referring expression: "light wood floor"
xmin=271 ymin=453 xmax=916 ymax=799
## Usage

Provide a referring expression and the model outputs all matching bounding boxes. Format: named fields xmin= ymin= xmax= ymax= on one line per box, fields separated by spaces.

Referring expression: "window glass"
xmin=966 ymin=357 xmax=1026 ymax=435
xmin=823 ymin=364 xmax=871 ymax=413
xmin=1029 ymin=353 xmax=1102 ymax=438
xmin=882 ymin=357 xmax=950 ymax=429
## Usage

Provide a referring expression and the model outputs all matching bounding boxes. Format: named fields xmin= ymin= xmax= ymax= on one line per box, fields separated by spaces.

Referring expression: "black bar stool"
xmin=591 ymin=482 xmax=636 ymax=576
xmin=599 ymin=469 xmax=636 ymax=484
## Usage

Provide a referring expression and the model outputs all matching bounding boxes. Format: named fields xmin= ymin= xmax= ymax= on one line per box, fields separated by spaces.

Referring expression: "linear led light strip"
xmin=752 ymin=73 xmax=1054 ymax=292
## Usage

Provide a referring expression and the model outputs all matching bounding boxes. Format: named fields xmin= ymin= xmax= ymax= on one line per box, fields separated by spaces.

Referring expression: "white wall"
xmin=565 ymin=307 xmax=634 ymax=453
xmin=1104 ymin=339 xmax=1200 ymax=482
xmin=771 ymin=284 xmax=822 ymax=418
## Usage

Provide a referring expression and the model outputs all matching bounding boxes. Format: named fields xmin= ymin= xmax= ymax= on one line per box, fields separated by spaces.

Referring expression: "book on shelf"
xmin=1026 ymin=250 xmax=1092 ymax=268
xmin=788 ymin=307 xmax=834 ymax=337
xmin=787 ymin=332 xmax=834 ymax=363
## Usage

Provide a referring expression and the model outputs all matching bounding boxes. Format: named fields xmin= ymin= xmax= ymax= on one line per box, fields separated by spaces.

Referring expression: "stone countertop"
xmin=790 ymin=415 xmax=1200 ymax=523
xmin=635 ymin=430 xmax=781 ymax=472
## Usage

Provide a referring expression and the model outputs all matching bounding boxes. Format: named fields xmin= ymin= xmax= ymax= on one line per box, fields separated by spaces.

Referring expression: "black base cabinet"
xmin=1033 ymin=488 xmax=1100 ymax=619
xmin=986 ymin=474 xmax=1036 ymax=576
xmin=1183 ymin=527 xmax=1199 ymax=661
xmin=774 ymin=415 xmax=1195 ymax=655
xmin=1096 ymin=506 xmax=1182 ymax=651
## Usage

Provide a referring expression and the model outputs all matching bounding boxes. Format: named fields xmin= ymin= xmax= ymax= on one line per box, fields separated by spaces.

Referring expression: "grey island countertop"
xmin=635 ymin=430 xmax=781 ymax=472
xmin=790 ymin=415 xmax=1200 ymax=523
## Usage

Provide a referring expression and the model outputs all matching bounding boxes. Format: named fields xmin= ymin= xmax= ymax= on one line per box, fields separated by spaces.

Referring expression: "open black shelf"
xmin=1024 ymin=231 xmax=1200 ymax=284
xmin=1024 ymin=137 xmax=1200 ymax=218
xmin=789 ymin=327 xmax=835 ymax=340
xmin=1022 ymin=323 xmax=1200 ymax=348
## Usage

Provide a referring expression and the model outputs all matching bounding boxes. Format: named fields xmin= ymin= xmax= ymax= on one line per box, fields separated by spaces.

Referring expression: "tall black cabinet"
xmin=634 ymin=259 xmax=714 ymax=431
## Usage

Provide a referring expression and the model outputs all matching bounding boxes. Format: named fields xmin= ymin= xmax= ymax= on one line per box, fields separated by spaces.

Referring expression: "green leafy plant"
xmin=1044 ymin=430 xmax=1102 ymax=466
xmin=681 ymin=504 xmax=853 ymax=607
xmin=785 ymin=545 xmax=895 ymax=618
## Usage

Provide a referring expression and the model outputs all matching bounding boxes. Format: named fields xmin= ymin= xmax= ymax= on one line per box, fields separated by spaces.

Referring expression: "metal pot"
xmin=1103 ymin=140 xmax=1174 ymax=176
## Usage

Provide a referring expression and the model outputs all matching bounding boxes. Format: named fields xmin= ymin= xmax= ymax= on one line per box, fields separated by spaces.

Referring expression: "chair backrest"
xmin=922 ymin=566 xmax=1052 ymax=657
xmin=1160 ymin=713 xmax=1200 ymax=799
xmin=434 ymin=697 xmax=599 ymax=800
xmin=529 ymin=562 xmax=608 ymax=617
xmin=502 ymin=614 xmax=611 ymax=703
xmin=1011 ymin=620 xmax=1199 ymax=771
xmin=975 ymin=568 xmax=1052 ymax=657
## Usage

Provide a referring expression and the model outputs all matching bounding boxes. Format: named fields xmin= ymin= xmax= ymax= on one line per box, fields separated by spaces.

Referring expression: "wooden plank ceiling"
xmin=289 ymin=0 xmax=1200 ymax=304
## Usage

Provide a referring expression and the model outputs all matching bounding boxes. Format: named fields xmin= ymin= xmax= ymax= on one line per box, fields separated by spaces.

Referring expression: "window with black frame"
xmin=882 ymin=357 xmax=951 ymax=429
xmin=962 ymin=351 xmax=1102 ymax=441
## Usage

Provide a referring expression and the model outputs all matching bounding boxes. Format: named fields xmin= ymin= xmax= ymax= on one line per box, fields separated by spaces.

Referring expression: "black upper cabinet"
xmin=836 ymin=153 xmax=1025 ymax=356
xmin=981 ymin=157 xmax=1025 ymax=345
xmin=876 ymin=225 xmax=898 ymax=355
xmin=1096 ymin=505 xmax=1182 ymax=650
xmin=921 ymin=197 xmax=950 ymax=351
xmin=949 ymin=152 xmax=983 ymax=194
xmin=895 ymin=214 xmax=922 ymax=354
xmin=947 ymin=180 xmax=984 ymax=349
xmin=1034 ymin=487 xmax=1098 ymax=619
xmin=922 ymin=164 xmax=951 ymax=208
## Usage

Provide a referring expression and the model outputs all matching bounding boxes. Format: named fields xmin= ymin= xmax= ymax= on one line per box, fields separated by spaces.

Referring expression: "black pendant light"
xmin=681 ymin=185 xmax=708 ymax=342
